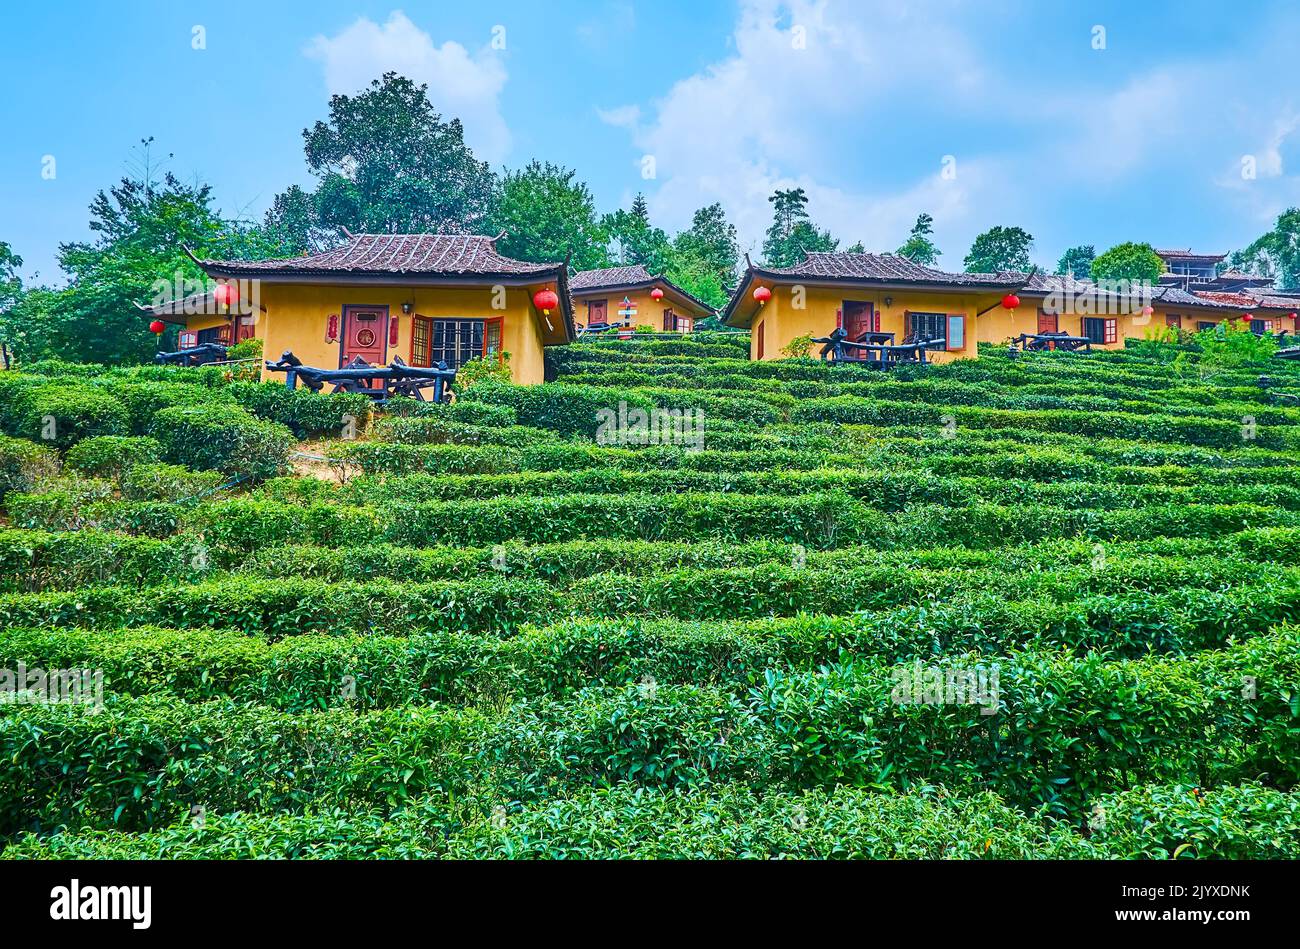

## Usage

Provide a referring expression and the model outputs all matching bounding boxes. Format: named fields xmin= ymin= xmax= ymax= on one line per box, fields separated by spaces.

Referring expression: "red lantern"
xmin=212 ymin=283 xmax=238 ymax=308
xmin=1243 ymin=312 xmax=1254 ymax=322
xmin=1001 ymin=294 xmax=1020 ymax=310
xmin=1141 ymin=305 xmax=1154 ymax=316
xmin=533 ymin=288 xmax=559 ymax=314
xmin=149 ymin=320 xmax=165 ymax=335
xmin=753 ymin=286 xmax=772 ymax=305
xmin=1290 ymin=312 xmax=1297 ymax=320
xmin=650 ymin=287 xmax=664 ymax=302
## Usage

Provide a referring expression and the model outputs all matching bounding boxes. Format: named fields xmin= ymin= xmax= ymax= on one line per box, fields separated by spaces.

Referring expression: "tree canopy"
xmin=490 ymin=161 xmax=608 ymax=270
xmin=896 ymin=213 xmax=941 ymax=265
xmin=762 ymin=188 xmax=837 ymax=268
xmin=1090 ymin=242 xmax=1163 ymax=285
xmin=1056 ymin=244 xmax=1095 ymax=279
xmin=1230 ymin=208 xmax=1300 ymax=290
xmin=602 ymin=194 xmax=672 ymax=275
xmin=264 ymin=72 xmax=496 ymax=252
xmin=963 ymin=226 xmax=1033 ymax=273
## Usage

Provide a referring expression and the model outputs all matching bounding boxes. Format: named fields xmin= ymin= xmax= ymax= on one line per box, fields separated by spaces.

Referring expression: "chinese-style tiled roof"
xmin=1194 ymin=290 xmax=1295 ymax=311
xmin=569 ymin=264 xmax=716 ymax=314
xmin=196 ymin=234 xmax=562 ymax=278
xmin=1155 ymin=248 xmax=1227 ymax=262
xmin=1245 ymin=288 xmax=1300 ymax=310
xmin=755 ymin=251 xmax=1019 ymax=287
xmin=1154 ymin=286 xmax=1223 ymax=307
xmin=569 ymin=265 xmax=654 ymax=290
xmin=1214 ymin=268 xmax=1273 ymax=285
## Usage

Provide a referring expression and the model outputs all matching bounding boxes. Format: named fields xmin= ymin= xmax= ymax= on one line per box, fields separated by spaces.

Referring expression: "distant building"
xmin=1155 ymin=248 xmax=1272 ymax=293
xmin=569 ymin=264 xmax=715 ymax=333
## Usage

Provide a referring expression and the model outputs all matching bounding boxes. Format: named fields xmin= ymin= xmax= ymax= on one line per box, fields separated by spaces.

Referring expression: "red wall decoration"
xmin=326 ymin=313 xmax=339 ymax=342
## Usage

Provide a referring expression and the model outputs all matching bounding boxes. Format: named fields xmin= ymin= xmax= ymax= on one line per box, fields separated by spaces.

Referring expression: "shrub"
xmin=7 ymin=385 xmax=129 ymax=447
xmin=150 ymin=404 xmax=294 ymax=480
xmin=228 ymin=381 xmax=371 ymax=439
xmin=120 ymin=463 xmax=227 ymax=501
xmin=64 ymin=435 xmax=162 ymax=480
xmin=462 ymin=381 xmax=656 ymax=437
xmin=0 ymin=434 xmax=58 ymax=497
xmin=1090 ymin=783 xmax=1300 ymax=859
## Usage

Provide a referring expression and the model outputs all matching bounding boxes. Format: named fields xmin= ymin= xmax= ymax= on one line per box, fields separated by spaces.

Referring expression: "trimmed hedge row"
xmin=0 ymin=697 xmax=479 ymax=835
xmin=0 ymin=576 xmax=559 ymax=638
xmin=8 ymin=582 xmax=1292 ymax=712
xmin=13 ymin=782 xmax=1296 ymax=859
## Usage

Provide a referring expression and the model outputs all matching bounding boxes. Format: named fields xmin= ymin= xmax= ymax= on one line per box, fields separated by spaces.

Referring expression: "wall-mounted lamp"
xmin=883 ymin=296 xmax=893 ymax=307
xmin=401 ymin=300 xmax=414 ymax=315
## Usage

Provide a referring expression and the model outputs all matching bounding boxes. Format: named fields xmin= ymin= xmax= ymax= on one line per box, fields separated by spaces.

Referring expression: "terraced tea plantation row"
xmin=0 ymin=335 xmax=1297 ymax=859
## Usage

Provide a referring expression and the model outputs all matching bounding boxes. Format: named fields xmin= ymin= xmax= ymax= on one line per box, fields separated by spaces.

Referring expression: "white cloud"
xmin=610 ymin=0 xmax=993 ymax=257
xmin=596 ymin=104 xmax=641 ymax=130
xmin=606 ymin=0 xmax=1300 ymax=265
xmin=306 ymin=11 xmax=510 ymax=164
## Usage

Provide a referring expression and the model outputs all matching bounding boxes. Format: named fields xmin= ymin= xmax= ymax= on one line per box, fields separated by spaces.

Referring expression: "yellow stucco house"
xmin=723 ymin=251 xmax=1298 ymax=362
xmin=144 ymin=233 xmax=575 ymax=385
xmin=569 ymin=264 xmax=715 ymax=332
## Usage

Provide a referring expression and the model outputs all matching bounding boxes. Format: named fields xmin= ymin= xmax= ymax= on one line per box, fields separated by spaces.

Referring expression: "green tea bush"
xmin=5 ymin=385 xmax=129 ymax=447
xmin=64 ymin=435 xmax=162 ymax=480
xmin=228 ymin=381 xmax=372 ymax=438
xmin=0 ymin=434 xmax=58 ymax=497
xmin=1088 ymin=783 xmax=1300 ymax=859
xmin=120 ymin=463 xmax=227 ymax=501
xmin=150 ymin=404 xmax=294 ymax=480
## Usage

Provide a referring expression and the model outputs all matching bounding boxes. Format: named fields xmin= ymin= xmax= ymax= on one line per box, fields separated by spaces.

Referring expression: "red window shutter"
xmin=756 ymin=320 xmax=765 ymax=359
xmin=1104 ymin=318 xmax=1117 ymax=343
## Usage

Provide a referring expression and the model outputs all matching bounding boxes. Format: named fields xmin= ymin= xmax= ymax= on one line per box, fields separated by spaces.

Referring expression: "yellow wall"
xmin=573 ymin=287 xmax=706 ymax=330
xmin=740 ymin=284 xmax=995 ymax=363
xmin=186 ymin=283 xmax=549 ymax=385
xmin=731 ymin=281 xmax=1275 ymax=362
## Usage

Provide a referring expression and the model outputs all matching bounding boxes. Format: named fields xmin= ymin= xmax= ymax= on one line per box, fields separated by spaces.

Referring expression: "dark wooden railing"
xmin=264 ymin=352 xmax=457 ymax=403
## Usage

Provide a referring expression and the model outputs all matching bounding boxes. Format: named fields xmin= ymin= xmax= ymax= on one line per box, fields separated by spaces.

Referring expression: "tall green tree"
xmin=602 ymin=194 xmax=672 ymax=274
xmin=1056 ymin=244 xmax=1095 ymax=279
xmin=490 ymin=161 xmax=608 ymax=269
xmin=1230 ymin=208 xmax=1300 ymax=289
xmin=896 ymin=213 xmax=941 ymax=265
xmin=1090 ymin=242 xmax=1163 ymax=285
xmin=671 ymin=202 xmax=740 ymax=291
xmin=761 ymin=188 xmax=837 ymax=268
xmin=264 ymin=73 xmax=496 ymax=251
xmin=964 ymin=226 xmax=1033 ymax=273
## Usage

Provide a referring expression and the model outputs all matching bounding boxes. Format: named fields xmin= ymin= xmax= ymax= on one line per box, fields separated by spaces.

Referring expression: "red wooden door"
xmin=587 ymin=300 xmax=607 ymax=326
xmin=1037 ymin=311 xmax=1057 ymax=334
xmin=842 ymin=301 xmax=876 ymax=340
xmin=341 ymin=305 xmax=388 ymax=366
xmin=663 ymin=309 xmax=675 ymax=331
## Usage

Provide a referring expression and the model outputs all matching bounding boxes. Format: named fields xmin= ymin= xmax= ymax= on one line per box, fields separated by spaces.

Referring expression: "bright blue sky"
xmin=3 ymin=0 xmax=1299 ymax=283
